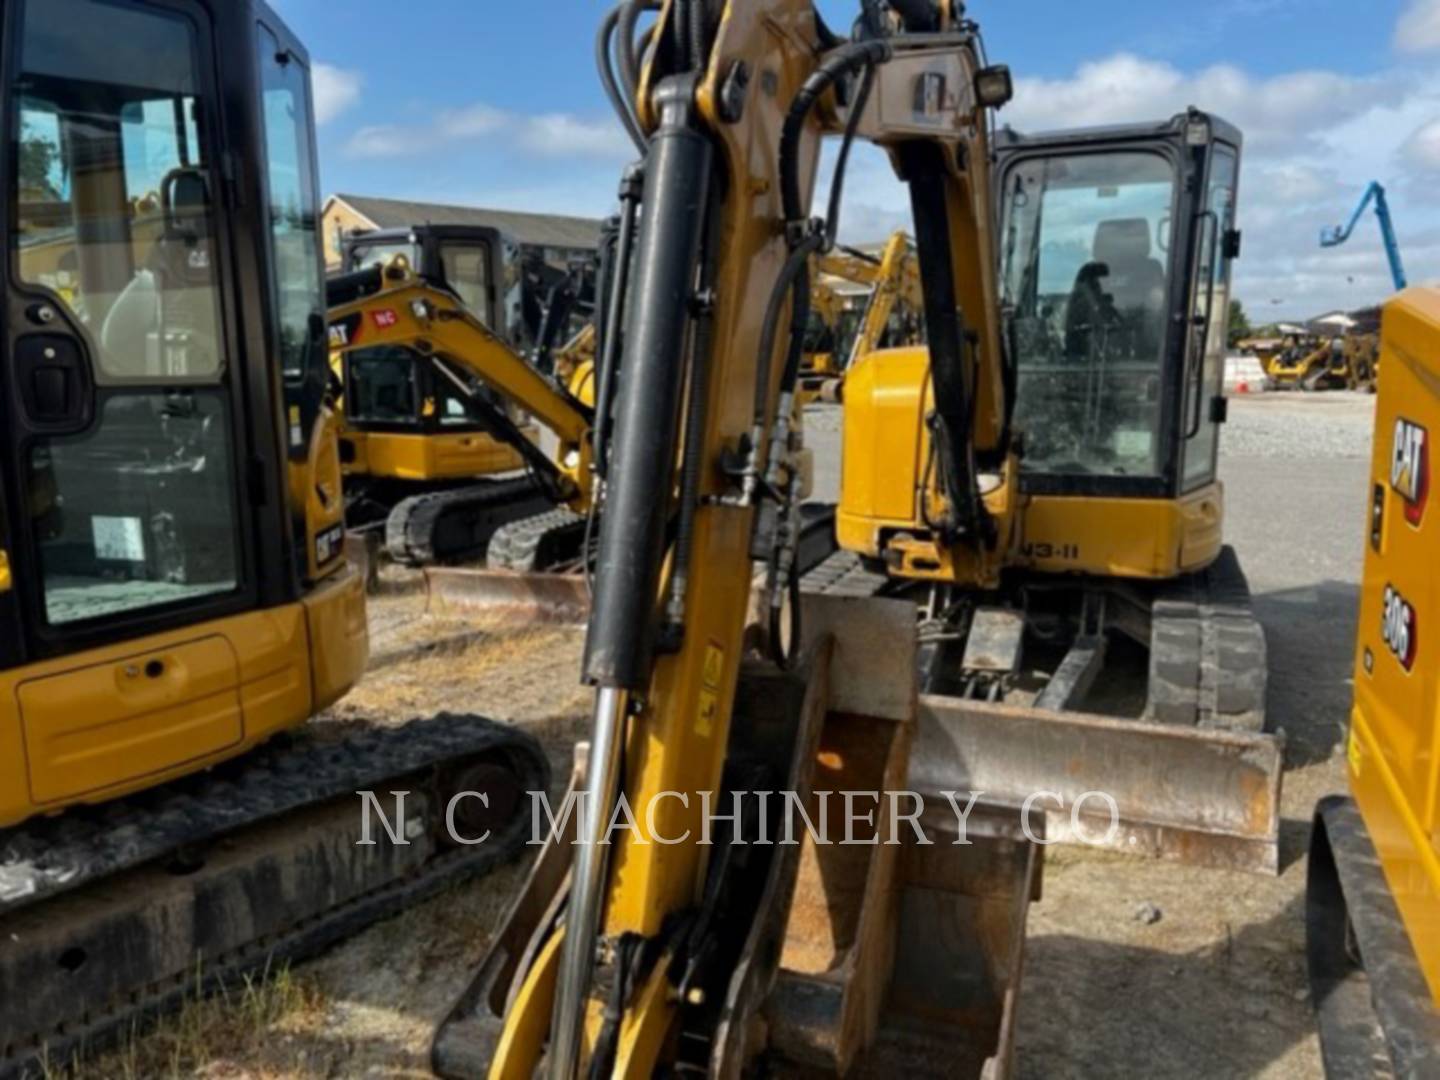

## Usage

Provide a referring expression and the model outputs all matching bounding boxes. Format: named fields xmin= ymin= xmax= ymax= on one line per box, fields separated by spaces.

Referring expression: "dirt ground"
xmin=92 ymin=393 xmax=1376 ymax=1079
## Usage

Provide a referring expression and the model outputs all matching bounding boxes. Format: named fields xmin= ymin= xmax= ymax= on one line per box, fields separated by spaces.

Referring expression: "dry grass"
xmin=58 ymin=963 xmax=326 ymax=1080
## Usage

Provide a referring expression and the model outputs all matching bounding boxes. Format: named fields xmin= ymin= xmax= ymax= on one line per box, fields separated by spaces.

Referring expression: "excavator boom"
xmin=433 ymin=3 xmax=1034 ymax=1077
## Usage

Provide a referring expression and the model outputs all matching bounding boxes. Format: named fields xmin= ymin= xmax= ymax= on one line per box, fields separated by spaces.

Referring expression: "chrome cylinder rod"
xmin=548 ymin=685 xmax=628 ymax=1080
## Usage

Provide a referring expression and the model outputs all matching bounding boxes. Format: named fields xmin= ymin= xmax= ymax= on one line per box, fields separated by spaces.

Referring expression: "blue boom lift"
xmin=1320 ymin=181 xmax=1407 ymax=291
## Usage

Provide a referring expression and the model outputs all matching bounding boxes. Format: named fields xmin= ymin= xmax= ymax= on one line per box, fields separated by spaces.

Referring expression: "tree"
xmin=18 ymin=120 xmax=63 ymax=202
xmin=1227 ymin=298 xmax=1253 ymax=347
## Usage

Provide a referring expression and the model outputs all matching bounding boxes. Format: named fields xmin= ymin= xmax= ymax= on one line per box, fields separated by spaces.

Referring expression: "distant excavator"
xmin=327 ymin=255 xmax=600 ymax=572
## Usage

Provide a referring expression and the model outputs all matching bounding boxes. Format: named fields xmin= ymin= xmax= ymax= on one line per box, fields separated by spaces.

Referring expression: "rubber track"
xmin=1307 ymin=797 xmax=1440 ymax=1078
xmin=0 ymin=714 xmax=547 ymax=915
xmin=487 ymin=507 xmax=589 ymax=573
xmin=386 ymin=477 xmax=548 ymax=565
xmin=1147 ymin=545 xmax=1268 ymax=732
xmin=801 ymin=550 xmax=890 ymax=598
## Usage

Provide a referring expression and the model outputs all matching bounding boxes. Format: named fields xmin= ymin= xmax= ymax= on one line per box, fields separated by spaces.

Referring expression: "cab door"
xmin=1180 ymin=141 xmax=1242 ymax=491
xmin=0 ymin=0 xmax=254 ymax=660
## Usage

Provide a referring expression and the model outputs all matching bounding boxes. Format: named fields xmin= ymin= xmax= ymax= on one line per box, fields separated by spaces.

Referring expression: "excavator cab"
xmin=996 ymin=109 xmax=1243 ymax=576
xmin=0 ymin=10 xmax=553 ymax=1070
xmin=0 ymin=0 xmax=365 ymax=822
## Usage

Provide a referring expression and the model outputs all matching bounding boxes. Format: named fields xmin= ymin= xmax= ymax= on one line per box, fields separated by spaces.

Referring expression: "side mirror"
xmin=1222 ymin=228 xmax=1242 ymax=261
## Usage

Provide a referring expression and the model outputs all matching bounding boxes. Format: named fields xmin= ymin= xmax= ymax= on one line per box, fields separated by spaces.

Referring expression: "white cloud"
xmin=312 ymin=64 xmax=361 ymax=125
xmin=1402 ymin=117 xmax=1440 ymax=172
xmin=437 ymin=105 xmax=509 ymax=140
xmin=343 ymin=103 xmax=629 ymax=163
xmin=518 ymin=114 xmax=633 ymax=159
xmin=1005 ymin=54 xmax=1390 ymax=160
xmin=1396 ymin=0 xmax=1440 ymax=52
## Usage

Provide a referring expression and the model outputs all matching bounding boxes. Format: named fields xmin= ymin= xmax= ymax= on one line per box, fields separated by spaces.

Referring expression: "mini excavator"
xmin=327 ymin=259 xmax=600 ymax=572
xmin=330 ymin=225 xmax=598 ymax=566
xmin=432 ymin=1 xmax=1048 ymax=1075
xmin=0 ymin=3 xmax=545 ymax=1072
xmin=430 ymin=2 xmax=1288 ymax=1075
xmin=810 ymin=108 xmax=1285 ymax=866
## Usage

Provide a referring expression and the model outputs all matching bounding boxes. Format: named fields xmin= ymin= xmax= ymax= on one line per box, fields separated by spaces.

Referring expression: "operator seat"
xmin=1065 ymin=218 xmax=1166 ymax=360
xmin=101 ymin=167 xmax=219 ymax=378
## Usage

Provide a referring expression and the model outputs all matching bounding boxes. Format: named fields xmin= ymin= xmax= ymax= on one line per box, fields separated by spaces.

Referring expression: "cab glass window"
xmin=257 ymin=25 xmax=323 ymax=381
xmin=15 ymin=0 xmax=225 ymax=380
xmin=1002 ymin=151 xmax=1177 ymax=479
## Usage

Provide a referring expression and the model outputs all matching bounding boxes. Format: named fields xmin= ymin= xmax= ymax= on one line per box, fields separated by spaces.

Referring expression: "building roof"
xmin=329 ymin=193 xmax=603 ymax=251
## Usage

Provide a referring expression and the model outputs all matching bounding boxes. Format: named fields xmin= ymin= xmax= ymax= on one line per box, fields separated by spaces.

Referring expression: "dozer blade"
xmin=0 ymin=714 xmax=549 ymax=1078
xmin=910 ymin=695 xmax=1284 ymax=875
xmin=423 ymin=503 xmax=843 ymax=628
xmin=425 ymin=565 xmax=593 ymax=625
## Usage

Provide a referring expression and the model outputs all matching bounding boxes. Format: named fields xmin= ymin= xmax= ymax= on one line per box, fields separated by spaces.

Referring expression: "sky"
xmin=272 ymin=0 xmax=1440 ymax=320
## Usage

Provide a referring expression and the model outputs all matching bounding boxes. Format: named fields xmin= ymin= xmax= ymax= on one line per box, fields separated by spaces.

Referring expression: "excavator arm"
xmin=454 ymin=3 xmax=1019 ymax=1076
xmin=327 ymin=263 xmax=594 ymax=506
xmin=847 ymin=230 xmax=923 ymax=363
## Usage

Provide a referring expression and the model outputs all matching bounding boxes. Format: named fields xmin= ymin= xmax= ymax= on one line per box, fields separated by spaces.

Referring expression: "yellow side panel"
xmin=19 ymin=635 xmax=243 ymax=805
xmin=1016 ymin=486 xmax=1223 ymax=578
xmin=0 ymin=604 xmax=321 ymax=829
xmin=1350 ymin=287 xmax=1440 ymax=1001
xmin=837 ymin=346 xmax=929 ymax=541
xmin=361 ymin=430 xmax=530 ymax=481
xmin=304 ymin=560 xmax=370 ymax=712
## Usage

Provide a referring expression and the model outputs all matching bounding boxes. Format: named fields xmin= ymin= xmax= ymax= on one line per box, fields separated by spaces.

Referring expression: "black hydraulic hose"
xmin=672 ymin=0 xmax=691 ymax=71
xmin=778 ymin=39 xmax=892 ymax=227
xmin=761 ymin=51 xmax=880 ymax=417
xmin=617 ymin=0 xmax=659 ymax=98
xmin=751 ymin=233 xmax=824 ymax=427
xmin=823 ymin=64 xmax=875 ymax=247
xmin=687 ymin=0 xmax=712 ymax=73
xmin=594 ymin=168 xmax=643 ymax=479
xmin=598 ymin=4 xmax=648 ymax=153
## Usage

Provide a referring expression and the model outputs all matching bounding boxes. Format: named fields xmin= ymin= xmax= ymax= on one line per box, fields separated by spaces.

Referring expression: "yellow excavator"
xmin=327 ymin=260 xmax=600 ymax=573
xmin=806 ymin=108 xmax=1283 ymax=867
xmin=424 ymin=2 xmax=1079 ymax=1075
xmin=824 ymin=229 xmax=924 ymax=367
xmin=331 ymin=225 xmax=597 ymax=565
xmin=426 ymin=2 xmax=1289 ymax=1073
xmin=0 ymin=3 xmax=545 ymax=1072
xmin=1306 ymin=288 xmax=1440 ymax=1073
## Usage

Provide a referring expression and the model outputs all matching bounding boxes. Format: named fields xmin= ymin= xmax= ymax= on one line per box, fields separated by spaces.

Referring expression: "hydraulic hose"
xmin=598 ymin=4 xmax=648 ymax=152
xmin=750 ymin=233 xmax=824 ymax=429
xmin=778 ymin=39 xmax=892 ymax=227
xmin=617 ymin=0 xmax=659 ymax=99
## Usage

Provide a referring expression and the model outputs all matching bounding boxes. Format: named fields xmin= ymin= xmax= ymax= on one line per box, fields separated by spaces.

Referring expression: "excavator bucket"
xmin=433 ymin=595 xmax=1041 ymax=1078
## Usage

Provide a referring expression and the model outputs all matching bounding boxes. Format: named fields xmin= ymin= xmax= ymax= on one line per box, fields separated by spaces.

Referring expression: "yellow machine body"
xmin=329 ymin=269 xmax=595 ymax=510
xmin=0 ymin=0 xmax=369 ymax=831
xmin=1346 ymin=287 xmax=1440 ymax=1002
xmin=837 ymin=345 xmax=1223 ymax=580
xmin=0 ymin=565 xmax=365 ymax=828
xmin=341 ymin=428 xmax=532 ymax=483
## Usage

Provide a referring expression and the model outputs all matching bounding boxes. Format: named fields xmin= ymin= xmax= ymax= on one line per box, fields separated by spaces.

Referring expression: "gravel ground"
xmin=90 ymin=390 xmax=1376 ymax=1078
